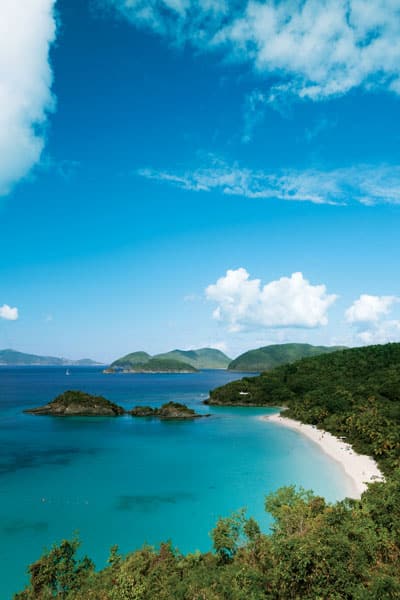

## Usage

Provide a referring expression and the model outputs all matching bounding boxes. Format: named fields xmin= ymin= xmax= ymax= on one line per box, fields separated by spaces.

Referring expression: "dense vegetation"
xmin=210 ymin=343 xmax=400 ymax=474
xmin=16 ymin=344 xmax=400 ymax=599
xmin=127 ymin=358 xmax=197 ymax=372
xmin=24 ymin=390 xmax=125 ymax=416
xmin=110 ymin=348 xmax=231 ymax=370
xmin=228 ymin=343 xmax=346 ymax=372
xmin=110 ymin=352 xmax=151 ymax=369
xmin=129 ymin=401 xmax=203 ymax=419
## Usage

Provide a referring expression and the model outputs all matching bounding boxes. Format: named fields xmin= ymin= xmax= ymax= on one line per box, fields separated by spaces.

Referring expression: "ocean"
xmin=0 ymin=367 xmax=352 ymax=598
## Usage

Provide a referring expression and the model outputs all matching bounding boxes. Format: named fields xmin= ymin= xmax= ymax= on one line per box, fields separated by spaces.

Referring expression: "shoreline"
xmin=261 ymin=412 xmax=384 ymax=499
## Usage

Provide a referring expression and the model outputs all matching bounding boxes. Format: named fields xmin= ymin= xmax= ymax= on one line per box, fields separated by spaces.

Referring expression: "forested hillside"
xmin=228 ymin=343 xmax=345 ymax=372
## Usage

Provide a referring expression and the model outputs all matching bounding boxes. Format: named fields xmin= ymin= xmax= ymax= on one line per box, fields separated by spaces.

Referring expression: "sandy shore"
xmin=262 ymin=412 xmax=384 ymax=499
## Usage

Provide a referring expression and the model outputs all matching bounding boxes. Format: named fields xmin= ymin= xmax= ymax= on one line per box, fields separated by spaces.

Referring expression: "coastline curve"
xmin=262 ymin=412 xmax=384 ymax=499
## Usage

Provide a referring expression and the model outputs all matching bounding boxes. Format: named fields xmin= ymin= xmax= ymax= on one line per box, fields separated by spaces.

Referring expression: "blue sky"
xmin=1 ymin=0 xmax=400 ymax=362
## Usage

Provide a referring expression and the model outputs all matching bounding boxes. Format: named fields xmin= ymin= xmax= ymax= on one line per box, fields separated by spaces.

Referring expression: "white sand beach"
xmin=262 ymin=412 xmax=384 ymax=499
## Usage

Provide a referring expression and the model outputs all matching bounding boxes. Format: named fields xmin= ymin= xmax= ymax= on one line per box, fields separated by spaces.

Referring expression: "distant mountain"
xmin=228 ymin=343 xmax=347 ymax=372
xmin=0 ymin=349 xmax=101 ymax=366
xmin=153 ymin=348 xmax=231 ymax=369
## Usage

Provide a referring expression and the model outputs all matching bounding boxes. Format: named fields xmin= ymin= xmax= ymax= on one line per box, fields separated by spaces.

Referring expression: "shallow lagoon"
xmin=0 ymin=367 xmax=353 ymax=598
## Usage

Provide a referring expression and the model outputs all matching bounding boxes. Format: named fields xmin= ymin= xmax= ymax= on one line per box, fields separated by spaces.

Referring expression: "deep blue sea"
xmin=0 ymin=367 xmax=352 ymax=598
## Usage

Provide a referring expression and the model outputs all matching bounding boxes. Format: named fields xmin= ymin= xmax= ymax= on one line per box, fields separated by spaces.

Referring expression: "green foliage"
xmin=130 ymin=402 xmax=200 ymax=418
xmin=211 ymin=509 xmax=248 ymax=562
xmin=132 ymin=358 xmax=197 ymax=372
xmin=25 ymin=390 xmax=126 ymax=416
xmin=228 ymin=343 xmax=345 ymax=372
xmin=111 ymin=352 xmax=151 ymax=369
xmin=14 ymin=538 xmax=93 ymax=599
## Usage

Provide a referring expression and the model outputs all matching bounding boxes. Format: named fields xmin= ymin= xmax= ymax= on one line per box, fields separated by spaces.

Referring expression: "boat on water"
xmin=65 ymin=369 xmax=70 ymax=375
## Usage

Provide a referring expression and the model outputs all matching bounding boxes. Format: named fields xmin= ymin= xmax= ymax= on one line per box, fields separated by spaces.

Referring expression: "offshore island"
xmin=103 ymin=347 xmax=231 ymax=373
xmin=24 ymin=390 xmax=205 ymax=419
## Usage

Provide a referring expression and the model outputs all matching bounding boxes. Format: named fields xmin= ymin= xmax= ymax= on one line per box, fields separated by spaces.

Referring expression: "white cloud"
xmin=0 ymin=0 xmax=56 ymax=195
xmin=139 ymin=159 xmax=400 ymax=206
xmin=205 ymin=268 xmax=337 ymax=332
xmin=345 ymin=294 xmax=398 ymax=323
xmin=108 ymin=0 xmax=400 ymax=102
xmin=346 ymin=293 xmax=400 ymax=344
xmin=357 ymin=321 xmax=400 ymax=345
xmin=0 ymin=304 xmax=19 ymax=321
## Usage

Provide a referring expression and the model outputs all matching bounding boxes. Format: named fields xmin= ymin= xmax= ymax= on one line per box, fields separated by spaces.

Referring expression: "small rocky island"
xmin=129 ymin=401 xmax=205 ymax=419
xmin=24 ymin=390 xmax=125 ymax=416
xmin=24 ymin=392 xmax=205 ymax=419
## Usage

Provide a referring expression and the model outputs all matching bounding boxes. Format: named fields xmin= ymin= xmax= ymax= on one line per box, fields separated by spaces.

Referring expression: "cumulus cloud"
xmin=0 ymin=0 xmax=56 ymax=195
xmin=139 ymin=159 xmax=400 ymax=205
xmin=0 ymin=304 xmax=19 ymax=321
xmin=205 ymin=269 xmax=337 ymax=332
xmin=357 ymin=321 xmax=400 ymax=344
xmin=108 ymin=0 xmax=400 ymax=102
xmin=345 ymin=294 xmax=398 ymax=323
xmin=346 ymin=294 xmax=400 ymax=344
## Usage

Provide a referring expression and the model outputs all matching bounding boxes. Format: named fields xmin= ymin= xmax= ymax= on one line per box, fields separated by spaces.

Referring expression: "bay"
xmin=0 ymin=367 xmax=352 ymax=598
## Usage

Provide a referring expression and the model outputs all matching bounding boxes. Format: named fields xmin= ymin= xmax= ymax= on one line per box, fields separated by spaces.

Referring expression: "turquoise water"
xmin=0 ymin=367 xmax=352 ymax=598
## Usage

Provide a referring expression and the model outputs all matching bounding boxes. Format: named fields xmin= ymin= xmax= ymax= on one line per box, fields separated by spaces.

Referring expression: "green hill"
xmin=121 ymin=358 xmax=197 ymax=373
xmin=154 ymin=347 xmax=231 ymax=369
xmin=110 ymin=351 xmax=151 ymax=369
xmin=0 ymin=349 xmax=100 ymax=366
xmin=228 ymin=343 xmax=346 ymax=372
xmin=110 ymin=347 xmax=231 ymax=370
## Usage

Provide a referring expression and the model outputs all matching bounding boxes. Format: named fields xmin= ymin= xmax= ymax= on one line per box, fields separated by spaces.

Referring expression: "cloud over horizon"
xmin=108 ymin=0 xmax=400 ymax=102
xmin=0 ymin=0 xmax=56 ymax=196
xmin=206 ymin=268 xmax=337 ymax=332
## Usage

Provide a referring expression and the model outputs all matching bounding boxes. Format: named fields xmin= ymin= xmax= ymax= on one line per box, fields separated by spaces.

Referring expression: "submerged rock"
xmin=24 ymin=390 xmax=125 ymax=416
